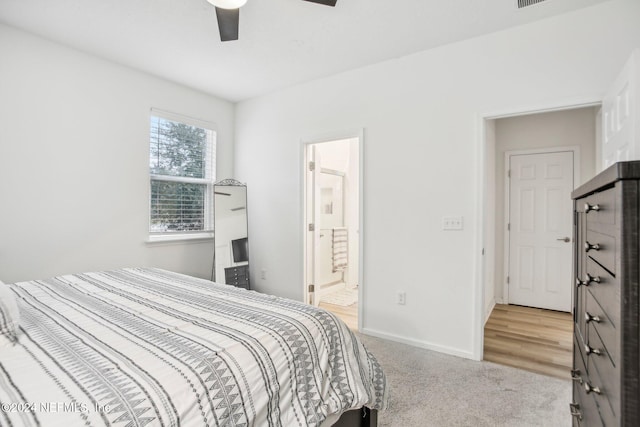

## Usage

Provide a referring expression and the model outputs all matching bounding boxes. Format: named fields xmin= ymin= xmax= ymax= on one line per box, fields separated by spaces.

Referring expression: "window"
xmin=149 ymin=111 xmax=216 ymax=239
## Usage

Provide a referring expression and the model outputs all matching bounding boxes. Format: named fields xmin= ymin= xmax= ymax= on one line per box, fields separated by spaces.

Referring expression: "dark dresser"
xmin=224 ymin=265 xmax=250 ymax=289
xmin=571 ymin=161 xmax=640 ymax=426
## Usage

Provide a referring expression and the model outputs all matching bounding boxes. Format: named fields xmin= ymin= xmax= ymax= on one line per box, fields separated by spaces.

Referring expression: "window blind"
xmin=149 ymin=113 xmax=216 ymax=234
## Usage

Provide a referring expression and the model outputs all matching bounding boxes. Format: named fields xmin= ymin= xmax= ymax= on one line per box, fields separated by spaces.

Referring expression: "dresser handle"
xmin=576 ymin=277 xmax=588 ymax=287
xmin=585 ymin=312 xmax=602 ymax=323
xmin=584 ymin=344 xmax=602 ymax=356
xmin=584 ymin=382 xmax=602 ymax=395
xmin=569 ymin=403 xmax=582 ymax=420
xmin=586 ymin=273 xmax=601 ymax=285
xmin=584 ymin=241 xmax=600 ymax=252
xmin=584 ymin=203 xmax=601 ymax=213
xmin=570 ymin=369 xmax=583 ymax=383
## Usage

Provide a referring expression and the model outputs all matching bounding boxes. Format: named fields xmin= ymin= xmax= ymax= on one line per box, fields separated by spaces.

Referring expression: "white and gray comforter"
xmin=0 ymin=268 xmax=387 ymax=427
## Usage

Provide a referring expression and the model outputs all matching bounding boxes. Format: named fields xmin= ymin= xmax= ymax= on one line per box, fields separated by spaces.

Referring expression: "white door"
xmin=602 ymin=49 xmax=639 ymax=169
xmin=508 ymin=151 xmax=574 ymax=312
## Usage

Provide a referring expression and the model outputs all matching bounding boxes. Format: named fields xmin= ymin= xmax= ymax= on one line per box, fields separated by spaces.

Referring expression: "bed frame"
xmin=333 ymin=407 xmax=377 ymax=427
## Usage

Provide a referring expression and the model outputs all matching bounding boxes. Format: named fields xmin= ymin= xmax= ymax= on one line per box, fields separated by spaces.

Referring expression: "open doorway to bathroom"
xmin=303 ymin=135 xmax=361 ymax=331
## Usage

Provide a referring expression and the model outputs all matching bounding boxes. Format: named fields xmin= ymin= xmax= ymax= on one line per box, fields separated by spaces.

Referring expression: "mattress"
xmin=0 ymin=268 xmax=387 ymax=426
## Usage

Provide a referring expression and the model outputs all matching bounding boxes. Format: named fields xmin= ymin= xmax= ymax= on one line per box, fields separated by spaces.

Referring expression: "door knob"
xmin=556 ymin=237 xmax=570 ymax=242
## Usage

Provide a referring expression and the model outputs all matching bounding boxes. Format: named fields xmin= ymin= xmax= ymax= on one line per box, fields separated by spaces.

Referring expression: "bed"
xmin=0 ymin=268 xmax=388 ymax=426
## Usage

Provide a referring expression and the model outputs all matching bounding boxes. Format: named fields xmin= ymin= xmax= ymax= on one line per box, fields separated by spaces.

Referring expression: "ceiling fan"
xmin=206 ymin=0 xmax=338 ymax=42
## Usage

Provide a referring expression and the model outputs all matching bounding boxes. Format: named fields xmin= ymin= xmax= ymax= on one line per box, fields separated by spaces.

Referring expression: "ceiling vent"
xmin=517 ymin=0 xmax=547 ymax=8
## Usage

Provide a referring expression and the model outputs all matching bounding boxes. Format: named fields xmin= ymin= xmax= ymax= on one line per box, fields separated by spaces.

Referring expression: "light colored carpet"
xmin=321 ymin=287 xmax=358 ymax=306
xmin=358 ymin=334 xmax=571 ymax=427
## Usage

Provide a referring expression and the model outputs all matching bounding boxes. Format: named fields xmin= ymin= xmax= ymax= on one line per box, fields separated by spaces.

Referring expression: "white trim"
xmin=146 ymin=233 xmax=214 ymax=244
xmin=361 ymin=328 xmax=474 ymax=360
xmin=474 ymin=97 xmax=601 ymax=361
xmin=484 ymin=300 xmax=496 ymax=326
xmin=150 ymin=174 xmax=212 ymax=185
xmin=150 ymin=108 xmax=218 ymax=131
xmin=481 ymin=98 xmax=601 ymax=120
xmin=301 ymin=129 xmax=365 ymax=331
xmin=148 ymin=109 xmax=217 ymax=239
xmin=502 ymin=146 xmax=580 ymax=305
xmin=472 ymin=114 xmax=486 ymax=361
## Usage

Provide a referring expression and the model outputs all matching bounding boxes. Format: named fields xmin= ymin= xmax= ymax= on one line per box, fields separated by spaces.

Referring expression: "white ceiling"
xmin=0 ymin=0 xmax=610 ymax=102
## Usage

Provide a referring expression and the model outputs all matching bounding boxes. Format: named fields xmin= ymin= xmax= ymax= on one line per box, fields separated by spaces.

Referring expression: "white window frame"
xmin=147 ymin=109 xmax=216 ymax=243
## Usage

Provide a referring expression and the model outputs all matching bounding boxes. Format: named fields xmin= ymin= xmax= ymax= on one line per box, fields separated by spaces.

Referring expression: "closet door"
xmin=508 ymin=151 xmax=574 ymax=312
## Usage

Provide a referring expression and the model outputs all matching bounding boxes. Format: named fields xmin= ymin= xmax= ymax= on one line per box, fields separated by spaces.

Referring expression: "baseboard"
xmin=360 ymin=328 xmax=475 ymax=360
xmin=484 ymin=300 xmax=496 ymax=325
xmin=320 ymin=281 xmax=345 ymax=296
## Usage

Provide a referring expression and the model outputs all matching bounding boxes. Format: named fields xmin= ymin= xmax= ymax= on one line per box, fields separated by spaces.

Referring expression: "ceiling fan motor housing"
xmin=214 ymin=0 xmax=338 ymax=42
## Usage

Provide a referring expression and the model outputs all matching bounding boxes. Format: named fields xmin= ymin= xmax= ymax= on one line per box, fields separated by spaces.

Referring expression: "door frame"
xmin=301 ymin=129 xmax=365 ymax=331
xmin=502 ymin=146 xmax=581 ymax=306
xmin=473 ymin=97 xmax=601 ymax=361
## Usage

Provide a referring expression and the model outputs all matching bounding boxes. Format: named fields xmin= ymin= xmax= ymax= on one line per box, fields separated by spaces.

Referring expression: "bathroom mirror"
xmin=213 ymin=179 xmax=249 ymax=288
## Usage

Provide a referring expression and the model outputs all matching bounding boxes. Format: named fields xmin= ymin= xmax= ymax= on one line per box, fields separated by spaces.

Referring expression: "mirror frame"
xmin=212 ymin=179 xmax=249 ymax=284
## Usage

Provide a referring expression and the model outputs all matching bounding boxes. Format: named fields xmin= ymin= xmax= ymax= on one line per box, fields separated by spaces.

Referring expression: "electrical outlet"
xmin=396 ymin=291 xmax=406 ymax=305
xmin=442 ymin=215 xmax=464 ymax=231
xmin=261 ymin=269 xmax=267 ymax=280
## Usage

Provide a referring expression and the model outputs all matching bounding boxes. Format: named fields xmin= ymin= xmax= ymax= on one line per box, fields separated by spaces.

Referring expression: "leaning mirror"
xmin=213 ymin=179 xmax=249 ymax=289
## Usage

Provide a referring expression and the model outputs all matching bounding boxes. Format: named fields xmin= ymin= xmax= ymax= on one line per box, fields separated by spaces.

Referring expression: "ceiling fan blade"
xmin=215 ymin=7 xmax=239 ymax=41
xmin=302 ymin=0 xmax=337 ymax=6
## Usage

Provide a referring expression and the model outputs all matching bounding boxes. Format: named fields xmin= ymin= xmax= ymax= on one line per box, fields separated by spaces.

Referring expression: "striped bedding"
xmin=0 ymin=268 xmax=387 ymax=427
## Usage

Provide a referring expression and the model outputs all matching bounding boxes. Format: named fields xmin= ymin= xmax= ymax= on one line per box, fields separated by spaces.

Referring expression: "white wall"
xmin=493 ymin=107 xmax=598 ymax=304
xmin=0 ymin=24 xmax=235 ymax=283
xmin=235 ymin=0 xmax=640 ymax=358
xmin=595 ymin=108 xmax=603 ymax=173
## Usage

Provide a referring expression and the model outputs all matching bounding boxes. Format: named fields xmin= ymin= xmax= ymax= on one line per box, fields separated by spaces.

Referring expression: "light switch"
xmin=442 ymin=216 xmax=463 ymax=231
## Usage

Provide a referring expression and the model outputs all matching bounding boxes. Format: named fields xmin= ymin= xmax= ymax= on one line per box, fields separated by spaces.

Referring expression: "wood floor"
xmin=484 ymin=304 xmax=572 ymax=379
xmin=322 ymin=302 xmax=571 ymax=378
xmin=319 ymin=301 xmax=358 ymax=331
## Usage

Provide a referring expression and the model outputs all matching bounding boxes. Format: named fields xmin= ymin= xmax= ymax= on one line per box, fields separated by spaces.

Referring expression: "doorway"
xmin=303 ymin=135 xmax=362 ymax=331
xmin=479 ymin=105 xmax=599 ymax=366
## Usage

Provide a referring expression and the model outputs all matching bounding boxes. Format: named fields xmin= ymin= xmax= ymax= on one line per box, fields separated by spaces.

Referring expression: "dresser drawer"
xmin=232 ymin=282 xmax=249 ymax=290
xmin=585 ymin=289 xmax=618 ymax=366
xmin=572 ymin=340 xmax=604 ymax=427
xmin=227 ymin=271 xmax=248 ymax=279
xmin=581 ymin=187 xmax=616 ymax=225
xmin=584 ymin=322 xmax=614 ymax=373
xmin=226 ymin=266 xmax=249 ymax=274
xmin=584 ymin=230 xmax=616 ymax=275
xmin=585 ymin=325 xmax=619 ymax=425
xmin=584 ymin=259 xmax=620 ymax=329
xmin=587 ymin=352 xmax=617 ymax=427
xmin=573 ymin=381 xmax=603 ymax=427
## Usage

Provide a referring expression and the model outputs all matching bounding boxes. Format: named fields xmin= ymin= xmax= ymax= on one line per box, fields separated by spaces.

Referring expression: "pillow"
xmin=0 ymin=280 xmax=20 ymax=344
